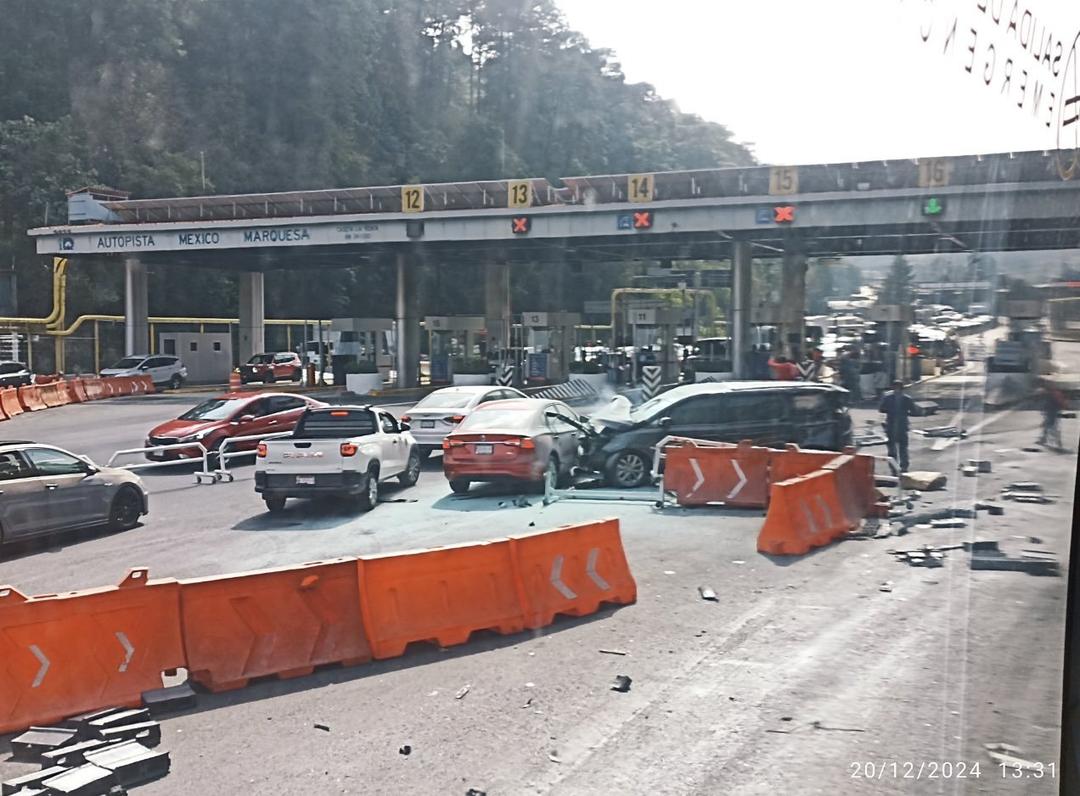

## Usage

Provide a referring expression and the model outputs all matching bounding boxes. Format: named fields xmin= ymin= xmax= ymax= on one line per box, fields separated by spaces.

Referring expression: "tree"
xmin=880 ymin=254 xmax=914 ymax=305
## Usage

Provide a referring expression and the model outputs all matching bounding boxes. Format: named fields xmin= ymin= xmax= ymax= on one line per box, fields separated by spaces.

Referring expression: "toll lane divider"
xmin=0 ymin=377 xmax=149 ymax=424
xmin=0 ymin=519 xmax=636 ymax=733
xmin=17 ymin=384 xmax=47 ymax=411
xmin=757 ymin=467 xmax=859 ymax=555
xmin=1 ymin=388 xmax=23 ymax=418
xmin=662 ymin=439 xmax=770 ymax=508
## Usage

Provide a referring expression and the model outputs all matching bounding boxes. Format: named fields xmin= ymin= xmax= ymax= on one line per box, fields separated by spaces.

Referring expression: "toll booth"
xmin=425 ymin=315 xmax=487 ymax=385
xmin=330 ymin=317 xmax=394 ymax=384
xmin=158 ymin=331 xmax=232 ymax=384
xmin=622 ymin=307 xmax=683 ymax=384
xmin=522 ymin=311 xmax=581 ymax=384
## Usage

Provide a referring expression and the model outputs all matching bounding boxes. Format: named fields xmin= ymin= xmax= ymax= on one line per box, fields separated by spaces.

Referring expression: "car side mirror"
xmin=656 ymin=416 xmax=672 ymax=427
xmin=236 ymin=414 xmax=256 ymax=424
xmin=399 ymin=422 xmax=411 ymax=432
xmin=77 ymin=455 xmax=98 ymax=474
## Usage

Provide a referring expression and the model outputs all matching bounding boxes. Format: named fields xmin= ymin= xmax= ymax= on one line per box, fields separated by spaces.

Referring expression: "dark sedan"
xmin=0 ymin=362 xmax=32 ymax=388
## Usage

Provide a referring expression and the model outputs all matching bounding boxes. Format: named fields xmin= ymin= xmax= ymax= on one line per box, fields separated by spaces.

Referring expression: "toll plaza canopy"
xmin=30 ymin=149 xmax=1080 ymax=270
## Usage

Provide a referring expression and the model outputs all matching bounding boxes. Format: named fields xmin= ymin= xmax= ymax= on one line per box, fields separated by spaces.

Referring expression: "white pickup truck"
xmin=254 ymin=405 xmax=420 ymax=513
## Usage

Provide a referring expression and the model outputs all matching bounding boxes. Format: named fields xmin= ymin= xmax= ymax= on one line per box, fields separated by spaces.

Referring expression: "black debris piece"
xmin=399 ymin=745 xmax=412 ymax=756
xmin=141 ymin=683 xmax=196 ymax=715
xmin=98 ymin=721 xmax=161 ymax=748
xmin=3 ymin=765 xmax=71 ymax=795
xmin=40 ymin=739 xmax=118 ymax=769
xmin=911 ymin=400 xmax=939 ymax=416
xmin=84 ymin=740 xmax=170 ymax=788
xmin=39 ymin=763 xmax=119 ymax=796
xmin=598 ymin=649 xmax=628 ymax=656
xmin=314 ymin=724 xmax=330 ymax=732
xmin=60 ymin=709 xmax=126 ymax=732
xmin=465 ymin=790 xmax=488 ymax=796
xmin=1007 ymin=481 xmax=1043 ymax=492
xmin=965 ymin=540 xmax=1001 ymax=553
xmin=610 ymin=675 xmax=632 ymax=693
xmin=9 ymin=726 xmax=78 ymax=761
xmin=970 ymin=550 xmax=1061 ymax=576
xmin=930 ymin=518 xmax=966 ymax=529
xmin=1061 ymin=411 xmax=1077 ymax=419
xmin=975 ymin=501 xmax=1004 ymax=515
xmin=1003 ymin=492 xmax=1054 ymax=504
xmin=698 ymin=586 xmax=718 ymax=602
xmin=85 ymin=710 xmax=150 ymax=738
xmin=922 ymin=425 xmax=966 ymax=438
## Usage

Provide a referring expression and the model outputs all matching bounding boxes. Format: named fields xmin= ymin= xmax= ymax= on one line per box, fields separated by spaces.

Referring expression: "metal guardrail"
xmin=106 ymin=442 xmax=210 ymax=480
xmin=212 ymin=431 xmax=293 ymax=483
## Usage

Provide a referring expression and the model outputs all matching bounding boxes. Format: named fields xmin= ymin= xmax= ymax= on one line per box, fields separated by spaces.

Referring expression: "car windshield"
xmin=247 ymin=354 xmax=273 ymax=364
xmin=413 ymin=390 xmax=477 ymax=410
xmin=456 ymin=406 xmax=536 ymax=431
xmin=109 ymin=357 xmax=144 ymax=369
xmin=178 ymin=398 xmax=249 ymax=421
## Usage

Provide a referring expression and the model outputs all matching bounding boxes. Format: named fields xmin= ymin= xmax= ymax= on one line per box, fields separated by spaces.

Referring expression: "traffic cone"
xmin=229 ymin=370 xmax=241 ymax=390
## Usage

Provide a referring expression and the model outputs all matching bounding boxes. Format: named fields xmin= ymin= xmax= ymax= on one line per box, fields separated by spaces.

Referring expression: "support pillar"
xmin=484 ymin=262 xmax=511 ymax=362
xmin=780 ymin=244 xmax=807 ymax=358
xmin=238 ymin=271 xmax=265 ymax=365
xmin=124 ymin=257 xmax=149 ymax=356
xmin=731 ymin=241 xmax=752 ymax=379
xmin=395 ymin=253 xmax=420 ymax=388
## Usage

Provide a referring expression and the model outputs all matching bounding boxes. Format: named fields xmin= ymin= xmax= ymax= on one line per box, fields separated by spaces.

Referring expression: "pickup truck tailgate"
xmin=259 ymin=439 xmax=360 ymax=488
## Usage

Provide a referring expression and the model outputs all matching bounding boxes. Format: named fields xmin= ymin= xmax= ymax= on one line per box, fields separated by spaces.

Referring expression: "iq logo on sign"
xmin=59 ymin=237 xmax=75 ymax=251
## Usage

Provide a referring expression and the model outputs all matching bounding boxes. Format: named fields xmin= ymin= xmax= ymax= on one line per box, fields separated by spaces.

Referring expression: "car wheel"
xmin=109 ymin=486 xmax=143 ymax=531
xmin=356 ymin=466 xmax=379 ymax=511
xmin=398 ymin=449 xmax=421 ymax=487
xmin=264 ymin=494 xmax=287 ymax=513
xmin=606 ymin=450 xmax=650 ymax=488
xmin=417 ymin=447 xmax=433 ymax=461
xmin=265 ymin=371 xmax=276 ymax=384
xmin=292 ymin=368 xmax=302 ymax=382
xmin=449 ymin=478 xmax=471 ymax=494
xmin=169 ymin=374 xmax=182 ymax=390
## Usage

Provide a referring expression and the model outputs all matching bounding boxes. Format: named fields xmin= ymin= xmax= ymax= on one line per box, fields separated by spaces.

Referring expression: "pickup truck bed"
xmin=255 ymin=406 xmax=420 ymax=512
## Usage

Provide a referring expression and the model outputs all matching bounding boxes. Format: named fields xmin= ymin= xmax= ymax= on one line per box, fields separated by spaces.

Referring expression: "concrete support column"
xmin=395 ymin=253 xmax=420 ymax=388
xmin=484 ymin=261 xmax=511 ymax=362
xmin=238 ymin=271 xmax=265 ymax=365
xmin=731 ymin=241 xmax=752 ymax=379
xmin=124 ymin=257 xmax=149 ymax=356
xmin=780 ymin=245 xmax=807 ymax=358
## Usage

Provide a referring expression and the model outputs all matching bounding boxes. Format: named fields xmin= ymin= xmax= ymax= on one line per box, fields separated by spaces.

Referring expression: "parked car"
xmin=101 ymin=355 xmax=187 ymax=390
xmin=585 ymin=381 xmax=854 ymax=488
xmin=0 ymin=441 xmax=148 ymax=544
xmin=0 ymin=361 xmax=32 ymax=388
xmin=442 ymin=399 xmax=586 ymax=494
xmin=402 ymin=385 xmax=527 ymax=458
xmin=145 ymin=392 xmax=325 ymax=463
xmin=255 ymin=405 xmax=420 ymax=512
xmin=239 ymin=352 xmax=303 ymax=384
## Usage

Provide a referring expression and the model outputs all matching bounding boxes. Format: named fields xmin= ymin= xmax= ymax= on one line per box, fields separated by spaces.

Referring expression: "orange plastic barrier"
xmin=0 ymin=399 xmax=7 ymax=421
xmin=17 ymin=385 xmax=47 ymax=411
xmin=2 ymin=388 xmax=24 ymax=418
xmin=358 ymin=540 xmax=526 ymax=659
xmin=32 ymin=374 xmax=59 ymax=385
xmin=664 ymin=439 xmax=771 ymax=508
xmin=179 ymin=559 xmax=371 ymax=692
xmin=83 ymin=378 xmax=104 ymax=400
xmin=38 ymin=382 xmax=69 ymax=408
xmin=757 ymin=469 xmax=856 ymax=556
xmin=512 ymin=518 xmax=637 ymax=629
xmin=140 ymin=374 xmax=155 ymax=393
xmin=67 ymin=379 xmax=88 ymax=403
xmin=0 ymin=569 xmax=185 ymax=735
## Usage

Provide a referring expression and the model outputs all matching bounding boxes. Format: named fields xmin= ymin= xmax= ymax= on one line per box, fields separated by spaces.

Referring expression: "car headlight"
xmin=179 ymin=429 xmax=212 ymax=443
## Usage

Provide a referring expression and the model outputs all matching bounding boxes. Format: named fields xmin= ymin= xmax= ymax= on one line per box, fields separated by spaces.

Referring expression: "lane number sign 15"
xmin=769 ymin=166 xmax=799 ymax=196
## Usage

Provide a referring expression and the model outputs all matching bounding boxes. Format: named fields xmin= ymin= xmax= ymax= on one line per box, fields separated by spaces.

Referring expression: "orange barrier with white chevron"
xmin=663 ymin=438 xmax=771 ymax=508
xmin=0 ymin=519 xmax=636 ymax=734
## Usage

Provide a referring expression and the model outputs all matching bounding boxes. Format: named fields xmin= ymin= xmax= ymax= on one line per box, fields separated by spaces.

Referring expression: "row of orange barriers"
xmin=0 ymin=518 xmax=636 ymax=734
xmin=0 ymin=375 xmax=154 ymax=422
xmin=661 ymin=438 xmax=885 ymax=556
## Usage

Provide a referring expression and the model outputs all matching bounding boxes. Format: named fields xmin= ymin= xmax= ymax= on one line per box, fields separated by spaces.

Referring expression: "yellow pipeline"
xmin=0 ymin=258 xmax=68 ymax=326
xmin=48 ymin=314 xmax=316 ymax=337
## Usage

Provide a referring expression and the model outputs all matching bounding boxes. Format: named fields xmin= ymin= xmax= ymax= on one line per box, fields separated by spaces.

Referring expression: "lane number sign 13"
xmin=508 ymin=180 xmax=532 ymax=208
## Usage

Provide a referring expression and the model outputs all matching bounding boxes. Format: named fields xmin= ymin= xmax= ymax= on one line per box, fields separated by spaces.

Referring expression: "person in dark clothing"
xmin=1037 ymin=380 xmax=1066 ymax=449
xmin=879 ymin=379 xmax=915 ymax=472
xmin=838 ymin=349 xmax=861 ymax=401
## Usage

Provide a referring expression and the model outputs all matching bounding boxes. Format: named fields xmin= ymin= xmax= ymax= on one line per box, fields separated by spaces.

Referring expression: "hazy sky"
xmin=557 ymin=0 xmax=1080 ymax=165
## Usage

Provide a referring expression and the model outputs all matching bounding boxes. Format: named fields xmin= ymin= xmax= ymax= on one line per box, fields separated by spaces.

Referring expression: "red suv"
xmin=145 ymin=392 xmax=324 ymax=463
xmin=239 ymin=352 xmax=303 ymax=384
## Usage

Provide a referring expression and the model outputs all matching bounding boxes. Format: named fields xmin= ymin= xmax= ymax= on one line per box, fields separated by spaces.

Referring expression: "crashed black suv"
xmin=584 ymin=381 xmax=853 ymax=488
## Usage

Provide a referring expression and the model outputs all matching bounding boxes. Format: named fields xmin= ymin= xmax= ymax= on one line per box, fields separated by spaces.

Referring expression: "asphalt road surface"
xmin=0 ymin=350 xmax=1076 ymax=794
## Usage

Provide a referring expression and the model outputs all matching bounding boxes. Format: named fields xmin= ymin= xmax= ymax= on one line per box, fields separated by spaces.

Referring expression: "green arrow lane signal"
xmin=922 ymin=197 xmax=944 ymax=216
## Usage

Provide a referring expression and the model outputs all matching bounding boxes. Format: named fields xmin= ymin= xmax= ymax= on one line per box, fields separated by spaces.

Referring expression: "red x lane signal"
xmin=511 ymin=216 xmax=531 ymax=234
xmin=633 ymin=211 xmax=653 ymax=229
xmin=774 ymin=205 xmax=795 ymax=223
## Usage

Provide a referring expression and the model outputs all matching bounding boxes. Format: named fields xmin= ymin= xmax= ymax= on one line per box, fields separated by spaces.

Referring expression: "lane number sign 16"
xmin=918 ymin=159 xmax=953 ymax=188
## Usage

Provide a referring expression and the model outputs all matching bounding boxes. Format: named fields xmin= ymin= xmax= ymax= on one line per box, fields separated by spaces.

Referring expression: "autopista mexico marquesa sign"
xmin=910 ymin=0 xmax=1079 ymax=178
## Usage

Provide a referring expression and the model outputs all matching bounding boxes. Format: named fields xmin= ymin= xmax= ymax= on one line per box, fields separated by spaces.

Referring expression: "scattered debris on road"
xmin=548 ymin=751 xmax=563 ymax=764
xmin=930 ymin=518 xmax=966 ymax=529
xmin=465 ymin=789 xmax=488 ymax=796
xmin=970 ymin=548 xmax=1061 ymax=576
xmin=141 ymin=683 xmax=196 ymax=716
xmin=1007 ymin=481 xmax=1043 ymax=492
xmin=984 ymin=742 xmax=1042 ymax=771
xmin=879 ymin=582 xmax=893 ymax=592
xmin=921 ymin=425 xmax=966 ymax=439
xmin=810 ymin=720 xmax=865 ymax=732
xmin=598 ymin=648 xmax=628 ymax=656
xmin=314 ymin=723 xmax=330 ymax=732
xmin=610 ymin=675 xmax=633 ymax=693
xmin=900 ymin=471 xmax=947 ymax=491
xmin=455 ymin=685 xmax=471 ymax=700
xmin=975 ymin=500 xmax=1004 ymax=515
xmin=965 ymin=459 xmax=992 ymax=473
xmin=1002 ymin=492 xmax=1055 ymax=504
xmin=698 ymin=586 xmax=718 ymax=602
xmin=399 ymin=745 xmax=412 ymax=756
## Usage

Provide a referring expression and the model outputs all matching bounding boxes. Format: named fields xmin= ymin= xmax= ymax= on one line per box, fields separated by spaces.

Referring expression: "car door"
xmin=378 ymin=411 xmax=405 ymax=474
xmin=0 ymin=450 xmax=47 ymax=540
xmin=262 ymin=395 xmax=308 ymax=435
xmin=228 ymin=397 xmax=273 ymax=449
xmin=144 ymin=356 xmax=170 ymax=384
xmin=22 ymin=447 xmax=106 ymax=531
xmin=665 ymin=395 xmax=727 ymax=441
xmin=789 ymin=390 xmax=838 ymax=448
xmin=545 ymin=403 xmax=584 ymax=472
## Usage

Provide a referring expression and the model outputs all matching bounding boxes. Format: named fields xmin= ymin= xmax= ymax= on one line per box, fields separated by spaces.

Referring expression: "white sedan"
xmin=402 ymin=385 xmax=527 ymax=458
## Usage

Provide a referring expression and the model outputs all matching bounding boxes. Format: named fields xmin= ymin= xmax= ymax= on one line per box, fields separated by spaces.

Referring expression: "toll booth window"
xmin=163 ymin=339 xmax=176 ymax=355
xmin=190 ymin=342 xmax=198 ymax=352
xmin=213 ymin=342 xmax=222 ymax=352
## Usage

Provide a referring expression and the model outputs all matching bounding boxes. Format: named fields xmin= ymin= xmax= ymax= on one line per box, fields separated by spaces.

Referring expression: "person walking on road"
xmin=879 ymin=379 xmax=915 ymax=473
xmin=838 ymin=348 xmax=862 ymax=402
xmin=767 ymin=354 xmax=800 ymax=381
xmin=1037 ymin=380 xmax=1066 ymax=450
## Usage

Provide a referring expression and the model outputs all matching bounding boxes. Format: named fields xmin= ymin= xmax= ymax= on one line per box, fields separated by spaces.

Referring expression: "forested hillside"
xmin=0 ymin=0 xmax=753 ymax=320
